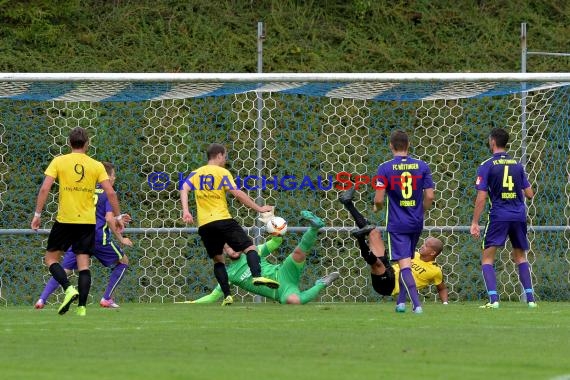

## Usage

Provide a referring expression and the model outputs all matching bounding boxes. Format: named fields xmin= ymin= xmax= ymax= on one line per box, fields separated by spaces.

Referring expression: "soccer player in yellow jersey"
xmin=340 ymin=187 xmax=448 ymax=310
xmin=31 ymin=127 xmax=124 ymax=316
xmin=389 ymin=239 xmax=446 ymax=297
xmin=180 ymin=143 xmax=278 ymax=306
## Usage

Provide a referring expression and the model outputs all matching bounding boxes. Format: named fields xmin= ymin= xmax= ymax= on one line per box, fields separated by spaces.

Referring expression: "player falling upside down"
xmin=35 ymin=162 xmax=132 ymax=310
xmin=178 ymin=211 xmax=340 ymax=305
xmin=340 ymin=187 xmax=448 ymax=310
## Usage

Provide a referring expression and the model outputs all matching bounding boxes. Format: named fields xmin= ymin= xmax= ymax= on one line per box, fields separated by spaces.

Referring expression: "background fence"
xmin=0 ymin=73 xmax=568 ymax=306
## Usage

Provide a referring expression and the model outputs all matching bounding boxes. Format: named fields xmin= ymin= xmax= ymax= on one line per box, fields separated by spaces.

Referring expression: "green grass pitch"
xmin=1 ymin=302 xmax=569 ymax=380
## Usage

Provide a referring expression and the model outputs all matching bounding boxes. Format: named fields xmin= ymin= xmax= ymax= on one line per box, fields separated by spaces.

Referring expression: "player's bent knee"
xmin=286 ymin=294 xmax=301 ymax=304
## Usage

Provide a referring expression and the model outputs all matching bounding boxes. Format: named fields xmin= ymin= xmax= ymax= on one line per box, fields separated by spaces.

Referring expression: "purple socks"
xmin=103 ymin=263 xmax=128 ymax=300
xmin=517 ymin=262 xmax=535 ymax=302
xmin=482 ymin=264 xmax=499 ymax=303
xmin=399 ymin=267 xmax=421 ymax=310
xmin=39 ymin=277 xmax=60 ymax=302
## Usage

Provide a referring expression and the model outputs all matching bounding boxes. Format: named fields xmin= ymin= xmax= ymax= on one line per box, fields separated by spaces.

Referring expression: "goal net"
xmin=1 ymin=73 xmax=568 ymax=305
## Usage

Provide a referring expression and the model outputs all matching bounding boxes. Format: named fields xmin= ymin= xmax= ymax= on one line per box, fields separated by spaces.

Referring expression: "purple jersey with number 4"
xmin=376 ymin=155 xmax=434 ymax=233
xmin=475 ymin=152 xmax=530 ymax=222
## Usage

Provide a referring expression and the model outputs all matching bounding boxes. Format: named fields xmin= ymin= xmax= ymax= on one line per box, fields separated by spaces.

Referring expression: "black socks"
xmin=214 ymin=262 xmax=231 ymax=297
xmin=49 ymin=263 xmax=70 ymax=290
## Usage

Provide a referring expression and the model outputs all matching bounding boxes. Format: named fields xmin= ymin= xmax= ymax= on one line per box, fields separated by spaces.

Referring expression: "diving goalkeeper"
xmin=181 ymin=210 xmax=340 ymax=305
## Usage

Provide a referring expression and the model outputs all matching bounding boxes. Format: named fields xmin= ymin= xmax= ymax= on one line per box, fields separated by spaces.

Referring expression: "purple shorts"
xmin=483 ymin=220 xmax=528 ymax=250
xmin=61 ymin=241 xmax=125 ymax=270
xmin=386 ymin=231 xmax=421 ymax=261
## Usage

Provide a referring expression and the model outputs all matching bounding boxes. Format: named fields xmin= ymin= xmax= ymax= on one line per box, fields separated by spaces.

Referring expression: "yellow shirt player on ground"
xmin=31 ymin=127 xmax=124 ymax=317
xmin=390 ymin=252 xmax=445 ymax=297
xmin=359 ymin=230 xmax=448 ymax=306
xmin=180 ymin=143 xmax=278 ymax=306
xmin=339 ymin=185 xmax=448 ymax=310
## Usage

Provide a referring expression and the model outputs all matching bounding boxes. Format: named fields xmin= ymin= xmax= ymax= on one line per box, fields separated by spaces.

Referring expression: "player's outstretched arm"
xmin=258 ymin=236 xmax=284 ymax=258
xmin=191 ymin=286 xmax=224 ymax=304
xmin=437 ymin=282 xmax=449 ymax=304
xmin=229 ymin=189 xmax=273 ymax=213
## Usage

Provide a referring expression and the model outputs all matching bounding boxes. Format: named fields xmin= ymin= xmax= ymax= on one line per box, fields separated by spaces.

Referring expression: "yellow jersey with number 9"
xmin=44 ymin=152 xmax=109 ymax=224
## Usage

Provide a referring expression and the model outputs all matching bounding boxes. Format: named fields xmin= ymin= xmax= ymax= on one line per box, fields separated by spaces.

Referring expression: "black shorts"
xmin=370 ymin=264 xmax=396 ymax=296
xmin=46 ymin=221 xmax=95 ymax=255
xmin=198 ymin=218 xmax=253 ymax=258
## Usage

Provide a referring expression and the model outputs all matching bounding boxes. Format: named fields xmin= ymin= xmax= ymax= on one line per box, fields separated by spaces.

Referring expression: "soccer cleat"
xmin=57 ymin=285 xmax=79 ymax=315
xmin=76 ymin=306 xmax=86 ymax=317
xmin=338 ymin=186 xmax=356 ymax=205
xmin=351 ymin=225 xmax=376 ymax=239
xmin=100 ymin=298 xmax=120 ymax=308
xmin=252 ymin=276 xmax=280 ymax=289
xmin=221 ymin=295 xmax=233 ymax=306
xmin=316 ymin=271 xmax=340 ymax=287
xmin=413 ymin=306 xmax=423 ymax=314
xmin=34 ymin=299 xmax=45 ymax=309
xmin=479 ymin=302 xmax=499 ymax=309
xmin=528 ymin=301 xmax=538 ymax=309
xmin=300 ymin=210 xmax=325 ymax=229
xmin=395 ymin=303 xmax=406 ymax=313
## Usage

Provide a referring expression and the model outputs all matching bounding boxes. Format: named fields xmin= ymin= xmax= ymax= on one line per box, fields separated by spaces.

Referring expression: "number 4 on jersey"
xmin=502 ymin=166 xmax=514 ymax=191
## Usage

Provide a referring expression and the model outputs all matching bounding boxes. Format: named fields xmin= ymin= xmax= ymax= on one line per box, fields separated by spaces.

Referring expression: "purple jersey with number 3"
xmin=475 ymin=152 xmax=530 ymax=222
xmin=376 ymin=155 xmax=434 ymax=233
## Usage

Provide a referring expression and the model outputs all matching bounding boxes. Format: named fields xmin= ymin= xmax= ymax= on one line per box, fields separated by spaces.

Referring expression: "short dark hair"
xmin=489 ymin=128 xmax=509 ymax=148
xmin=390 ymin=130 xmax=409 ymax=151
xmin=102 ymin=162 xmax=115 ymax=177
xmin=207 ymin=143 xmax=226 ymax=160
xmin=68 ymin=127 xmax=89 ymax=149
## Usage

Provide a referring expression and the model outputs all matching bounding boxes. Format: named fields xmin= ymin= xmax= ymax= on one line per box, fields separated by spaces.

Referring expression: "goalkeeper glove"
xmin=258 ymin=210 xmax=275 ymax=224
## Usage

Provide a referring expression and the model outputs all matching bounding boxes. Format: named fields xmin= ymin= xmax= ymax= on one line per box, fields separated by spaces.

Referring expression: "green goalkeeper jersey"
xmin=193 ymin=236 xmax=283 ymax=303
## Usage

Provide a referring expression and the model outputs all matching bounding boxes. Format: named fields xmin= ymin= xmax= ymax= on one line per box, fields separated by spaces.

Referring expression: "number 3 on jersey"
xmin=502 ymin=166 xmax=514 ymax=191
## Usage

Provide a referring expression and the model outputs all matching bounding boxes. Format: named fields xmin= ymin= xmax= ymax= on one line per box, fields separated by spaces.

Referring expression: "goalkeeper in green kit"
xmin=182 ymin=210 xmax=340 ymax=305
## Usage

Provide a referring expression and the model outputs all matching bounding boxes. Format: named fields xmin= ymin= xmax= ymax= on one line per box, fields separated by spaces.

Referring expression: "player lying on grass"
xmin=339 ymin=187 xmax=448 ymax=311
xmin=35 ymin=162 xmax=132 ymax=310
xmin=178 ymin=210 xmax=340 ymax=305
